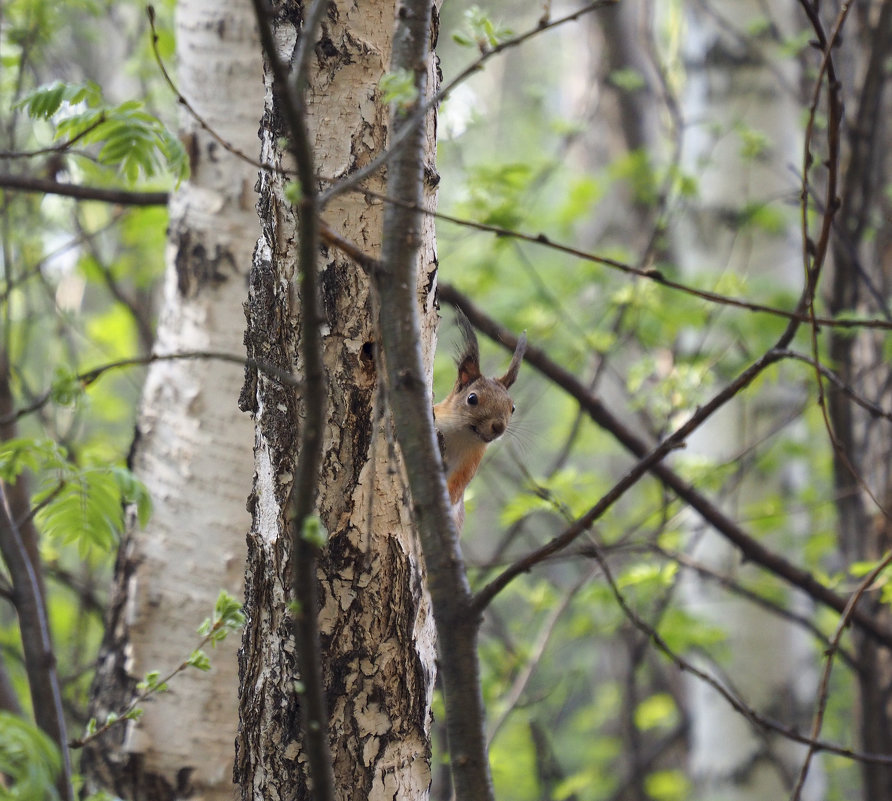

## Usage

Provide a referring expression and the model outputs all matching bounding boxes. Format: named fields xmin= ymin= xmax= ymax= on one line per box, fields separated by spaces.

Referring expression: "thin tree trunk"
xmin=671 ymin=3 xmax=823 ymax=799
xmin=234 ymin=2 xmax=438 ymax=799
xmin=83 ymin=2 xmax=262 ymax=798
xmin=826 ymin=4 xmax=892 ymax=797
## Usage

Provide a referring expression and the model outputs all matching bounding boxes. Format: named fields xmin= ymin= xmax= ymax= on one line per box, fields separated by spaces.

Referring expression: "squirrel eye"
xmin=467 ymin=393 xmax=478 ymax=406
xmin=511 ymin=404 xmax=516 ymax=414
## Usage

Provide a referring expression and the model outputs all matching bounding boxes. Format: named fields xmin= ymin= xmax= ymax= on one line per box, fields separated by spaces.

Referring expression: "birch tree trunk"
xmin=83 ymin=2 xmax=262 ymax=798
xmin=671 ymin=4 xmax=822 ymax=799
xmin=234 ymin=2 xmax=439 ymax=799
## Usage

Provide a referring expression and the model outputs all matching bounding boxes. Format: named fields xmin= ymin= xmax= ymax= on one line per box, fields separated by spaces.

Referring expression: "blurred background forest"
xmin=2 ymin=0 xmax=891 ymax=800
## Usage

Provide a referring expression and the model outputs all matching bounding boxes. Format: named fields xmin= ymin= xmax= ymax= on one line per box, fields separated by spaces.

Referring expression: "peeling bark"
xmin=234 ymin=3 xmax=438 ymax=800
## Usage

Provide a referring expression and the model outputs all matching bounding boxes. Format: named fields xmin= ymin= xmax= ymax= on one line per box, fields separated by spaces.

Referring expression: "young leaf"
xmin=379 ymin=69 xmax=419 ymax=111
xmin=188 ymin=650 xmax=212 ymax=672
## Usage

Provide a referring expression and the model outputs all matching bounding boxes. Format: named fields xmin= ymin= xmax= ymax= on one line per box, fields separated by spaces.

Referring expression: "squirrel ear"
xmin=457 ymin=354 xmax=482 ymax=388
xmin=498 ymin=331 xmax=527 ymax=388
xmin=453 ymin=309 xmax=481 ymax=388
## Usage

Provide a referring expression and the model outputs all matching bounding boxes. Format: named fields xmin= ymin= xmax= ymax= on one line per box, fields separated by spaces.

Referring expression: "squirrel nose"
xmin=491 ymin=420 xmax=505 ymax=437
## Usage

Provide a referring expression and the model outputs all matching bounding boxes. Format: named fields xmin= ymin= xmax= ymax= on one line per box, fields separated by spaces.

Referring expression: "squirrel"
xmin=433 ymin=310 xmax=527 ymax=529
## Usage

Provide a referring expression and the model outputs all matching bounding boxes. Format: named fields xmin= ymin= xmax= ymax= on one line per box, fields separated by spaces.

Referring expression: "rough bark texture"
xmin=672 ymin=4 xmax=823 ymax=800
xmin=234 ymin=3 xmax=438 ymax=800
xmin=826 ymin=4 xmax=892 ymax=797
xmin=83 ymin=3 xmax=262 ymax=799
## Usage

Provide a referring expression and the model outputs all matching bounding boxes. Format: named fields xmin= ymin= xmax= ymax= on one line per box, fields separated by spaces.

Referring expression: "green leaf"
xmin=50 ymin=366 xmax=84 ymax=406
xmin=284 ymin=180 xmax=303 ymax=205
xmin=634 ymin=693 xmax=678 ymax=731
xmin=645 ymin=769 xmax=691 ymax=801
xmin=214 ymin=590 xmax=246 ymax=629
xmin=609 ymin=67 xmax=646 ymax=92
xmin=16 ymin=79 xmax=99 ymax=119
xmin=379 ymin=68 xmax=419 ymax=111
xmin=110 ymin=466 xmax=153 ymax=528
xmin=301 ymin=515 xmax=329 ymax=548
xmin=22 ymin=81 xmax=188 ymax=184
xmin=457 ymin=6 xmax=512 ymax=51
xmin=188 ymin=650 xmax=211 ymax=672
xmin=137 ymin=671 xmax=162 ymax=692
xmin=0 ymin=712 xmax=61 ymax=801
xmin=0 ymin=437 xmax=67 ymax=482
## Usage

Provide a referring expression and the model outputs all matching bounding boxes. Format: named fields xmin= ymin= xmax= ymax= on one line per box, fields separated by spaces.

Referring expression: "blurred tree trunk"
xmin=83 ymin=1 xmax=262 ymax=798
xmin=233 ymin=2 xmax=438 ymax=799
xmin=671 ymin=3 xmax=822 ymax=799
xmin=826 ymin=4 xmax=892 ymax=798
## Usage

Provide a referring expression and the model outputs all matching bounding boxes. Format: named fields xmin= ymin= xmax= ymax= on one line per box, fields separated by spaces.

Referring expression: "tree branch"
xmin=0 ymin=483 xmax=73 ymax=801
xmin=0 ymin=173 xmax=168 ymax=205
xmin=371 ymin=1 xmax=495 ymax=798
xmin=440 ymin=286 xmax=892 ymax=648
xmin=0 ymin=351 xmax=299 ymax=426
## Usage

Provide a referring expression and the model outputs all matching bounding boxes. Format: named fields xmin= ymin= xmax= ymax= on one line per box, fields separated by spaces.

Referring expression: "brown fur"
xmin=433 ymin=310 xmax=526 ymax=528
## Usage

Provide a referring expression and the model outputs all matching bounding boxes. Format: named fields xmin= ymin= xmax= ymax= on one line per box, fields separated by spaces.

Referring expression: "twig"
xmin=361 ymin=186 xmax=892 ymax=333
xmin=486 ymin=568 xmax=595 ymax=745
xmin=648 ymin=545 xmax=858 ymax=670
xmin=0 ymin=117 xmax=106 ymax=159
xmin=791 ymin=549 xmax=892 ymax=799
xmin=0 ymin=351 xmax=300 ymax=426
xmin=147 ymin=5 xmax=272 ymax=174
xmin=68 ymin=605 xmax=241 ymax=749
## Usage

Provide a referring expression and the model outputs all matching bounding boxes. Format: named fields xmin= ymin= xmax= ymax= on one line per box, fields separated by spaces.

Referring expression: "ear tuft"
xmin=498 ymin=331 xmax=526 ymax=388
xmin=453 ymin=309 xmax=481 ymax=388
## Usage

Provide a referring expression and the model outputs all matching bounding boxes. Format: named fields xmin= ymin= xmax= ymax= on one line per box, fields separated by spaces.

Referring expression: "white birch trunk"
xmin=84 ymin=2 xmax=262 ymax=798
xmin=234 ymin=3 xmax=439 ymax=799
xmin=671 ymin=3 xmax=824 ymax=799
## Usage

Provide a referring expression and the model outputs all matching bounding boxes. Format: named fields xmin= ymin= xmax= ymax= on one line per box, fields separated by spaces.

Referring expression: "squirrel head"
xmin=436 ymin=309 xmax=527 ymax=443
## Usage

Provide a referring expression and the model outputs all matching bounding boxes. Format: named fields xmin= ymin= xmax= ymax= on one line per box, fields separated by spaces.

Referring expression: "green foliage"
xmin=645 ymin=769 xmax=691 ymax=801
xmin=17 ymin=80 xmax=187 ymax=184
xmin=0 ymin=437 xmax=151 ymax=556
xmin=379 ymin=68 xmax=419 ymax=111
xmin=198 ymin=590 xmax=246 ymax=643
xmin=284 ymin=180 xmax=303 ymax=205
xmin=609 ymin=67 xmax=646 ymax=93
xmin=0 ymin=713 xmax=61 ymax=801
xmin=300 ymin=515 xmax=329 ymax=549
xmin=452 ymin=6 xmax=512 ymax=51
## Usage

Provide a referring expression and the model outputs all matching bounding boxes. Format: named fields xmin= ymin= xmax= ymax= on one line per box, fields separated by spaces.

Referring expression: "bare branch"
xmin=791 ymin=549 xmax=892 ymax=798
xmin=0 ymin=483 xmax=74 ymax=800
xmin=0 ymin=172 xmax=168 ymax=205
xmin=147 ymin=5 xmax=271 ymax=174
xmin=371 ymin=0 xmax=495 ymax=797
xmin=0 ymin=351 xmax=300 ymax=426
